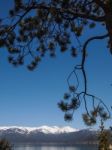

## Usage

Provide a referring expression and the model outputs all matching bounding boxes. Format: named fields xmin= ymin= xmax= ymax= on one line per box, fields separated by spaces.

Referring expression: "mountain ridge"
xmin=0 ymin=126 xmax=78 ymax=134
xmin=0 ymin=126 xmax=98 ymax=145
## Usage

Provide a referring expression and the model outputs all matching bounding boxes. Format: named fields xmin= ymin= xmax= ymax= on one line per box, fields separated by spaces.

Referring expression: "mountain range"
xmin=0 ymin=126 xmax=98 ymax=145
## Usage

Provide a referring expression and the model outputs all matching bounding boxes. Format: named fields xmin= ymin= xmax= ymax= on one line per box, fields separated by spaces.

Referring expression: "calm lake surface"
xmin=14 ymin=145 xmax=98 ymax=150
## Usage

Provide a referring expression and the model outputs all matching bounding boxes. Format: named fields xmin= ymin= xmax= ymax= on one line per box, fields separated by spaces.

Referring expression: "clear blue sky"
xmin=0 ymin=0 xmax=112 ymax=129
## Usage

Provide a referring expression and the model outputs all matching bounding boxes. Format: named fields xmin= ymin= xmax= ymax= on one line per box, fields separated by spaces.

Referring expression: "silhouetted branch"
xmin=59 ymin=33 xmax=110 ymax=125
xmin=81 ymin=33 xmax=109 ymax=93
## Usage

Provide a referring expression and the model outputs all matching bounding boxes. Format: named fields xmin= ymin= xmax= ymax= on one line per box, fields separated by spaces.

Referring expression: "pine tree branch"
xmin=81 ymin=33 xmax=109 ymax=93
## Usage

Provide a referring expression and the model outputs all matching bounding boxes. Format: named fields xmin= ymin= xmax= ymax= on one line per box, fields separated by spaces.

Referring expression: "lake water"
xmin=14 ymin=145 xmax=98 ymax=150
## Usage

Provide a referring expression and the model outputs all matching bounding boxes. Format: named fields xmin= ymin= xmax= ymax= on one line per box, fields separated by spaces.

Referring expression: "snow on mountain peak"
xmin=0 ymin=126 xmax=78 ymax=134
xmin=34 ymin=126 xmax=78 ymax=134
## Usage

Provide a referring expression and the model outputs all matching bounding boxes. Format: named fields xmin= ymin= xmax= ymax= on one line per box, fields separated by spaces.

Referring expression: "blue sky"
xmin=0 ymin=0 xmax=112 ymax=129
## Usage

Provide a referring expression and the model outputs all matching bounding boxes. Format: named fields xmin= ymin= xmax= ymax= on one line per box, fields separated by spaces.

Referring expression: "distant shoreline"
xmin=13 ymin=142 xmax=98 ymax=146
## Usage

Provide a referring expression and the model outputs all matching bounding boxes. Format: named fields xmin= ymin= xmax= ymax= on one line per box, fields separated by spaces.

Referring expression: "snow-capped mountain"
xmin=0 ymin=126 xmax=78 ymax=134
xmin=0 ymin=126 xmax=97 ymax=145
